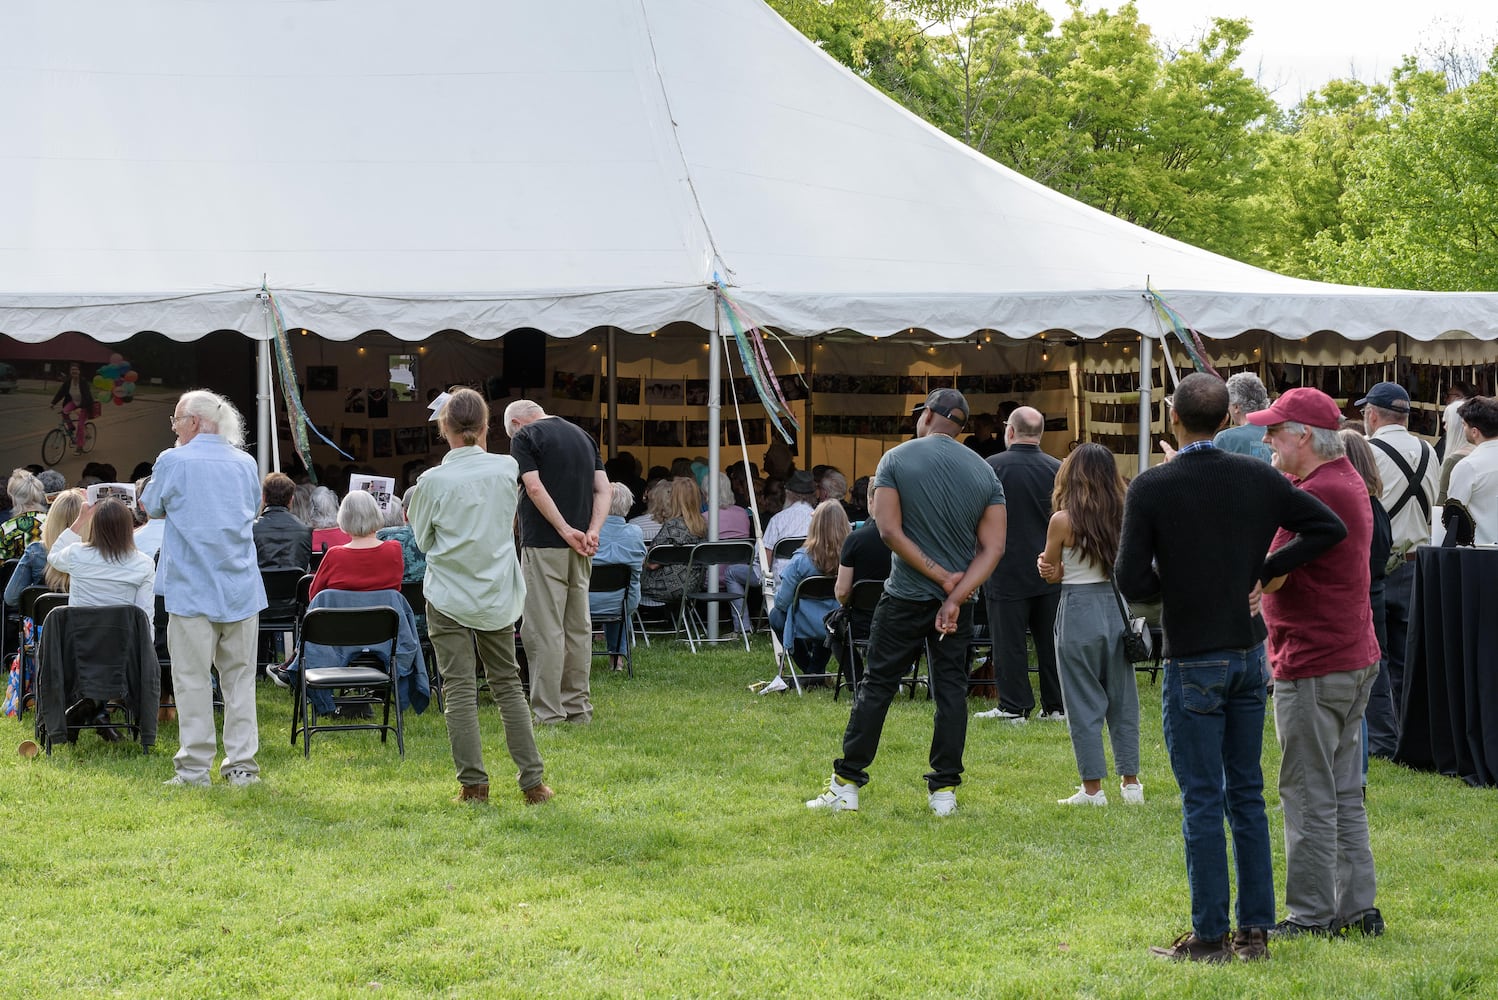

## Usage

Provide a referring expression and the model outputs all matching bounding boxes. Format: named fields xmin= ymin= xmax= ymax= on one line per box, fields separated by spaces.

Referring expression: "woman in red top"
xmin=308 ymin=490 xmax=403 ymax=599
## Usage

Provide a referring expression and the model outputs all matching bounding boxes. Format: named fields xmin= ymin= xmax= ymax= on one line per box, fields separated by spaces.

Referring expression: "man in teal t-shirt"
xmin=807 ymin=388 xmax=1007 ymax=817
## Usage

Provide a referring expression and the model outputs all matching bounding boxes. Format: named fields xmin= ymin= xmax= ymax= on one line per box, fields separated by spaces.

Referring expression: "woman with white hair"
xmin=713 ymin=472 xmax=752 ymax=540
xmin=375 ymin=492 xmax=426 ymax=583
xmin=1 ymin=469 xmax=48 ymax=560
xmin=588 ymin=482 xmax=646 ymax=670
xmin=307 ymin=485 xmax=350 ymax=552
xmin=628 ymin=478 xmax=672 ymax=544
xmin=304 ymin=490 xmax=402 ymax=600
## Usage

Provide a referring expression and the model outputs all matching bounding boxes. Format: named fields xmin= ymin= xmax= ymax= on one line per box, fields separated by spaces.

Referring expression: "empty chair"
xmin=290 ymin=604 xmax=404 ymax=758
xmin=682 ymin=540 xmax=756 ymax=653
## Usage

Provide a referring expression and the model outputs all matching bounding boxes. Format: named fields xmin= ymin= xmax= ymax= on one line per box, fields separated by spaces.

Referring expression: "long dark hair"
xmin=88 ymin=499 xmax=138 ymax=563
xmin=1051 ymin=443 xmax=1126 ymax=570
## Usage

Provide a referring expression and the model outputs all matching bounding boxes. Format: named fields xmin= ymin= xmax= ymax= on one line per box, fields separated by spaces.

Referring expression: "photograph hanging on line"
xmin=388 ymin=355 xmax=418 ymax=403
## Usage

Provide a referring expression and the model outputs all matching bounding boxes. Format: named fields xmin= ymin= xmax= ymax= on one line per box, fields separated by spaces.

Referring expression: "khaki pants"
xmin=167 ymin=614 xmax=260 ymax=782
xmin=427 ymin=604 xmax=544 ymax=791
xmin=522 ymin=547 xmax=594 ymax=724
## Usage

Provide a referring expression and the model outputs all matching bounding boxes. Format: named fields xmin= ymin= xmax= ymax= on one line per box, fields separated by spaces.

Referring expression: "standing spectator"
xmin=407 ymin=388 xmax=550 ymax=805
xmin=1037 ymin=443 xmax=1141 ymax=805
xmin=1340 ymin=430 xmax=1394 ymax=771
xmin=1359 ymin=382 xmax=1437 ymax=754
xmin=1446 ymin=396 xmax=1498 ymax=544
xmin=307 ymin=486 xmax=350 ymax=553
xmin=770 ymin=500 xmax=850 ymax=678
xmin=1213 ymin=372 xmax=1274 ymax=462
xmin=1118 ymin=374 xmax=1345 ymax=963
xmin=4 ymin=489 xmax=82 ymax=607
xmin=589 ymin=483 xmax=645 ymax=671
xmin=306 ymin=491 xmax=403 ymax=600
xmin=976 ymin=406 xmax=1065 ymax=724
xmin=132 ymin=476 xmax=165 ymax=560
xmin=504 ymin=399 xmax=609 ymax=727
xmin=1246 ymin=388 xmax=1383 ymax=939
xmin=1438 ymin=381 xmax=1477 ymax=461
xmin=806 ymin=389 xmax=1007 ymax=817
xmin=1 ymin=470 xmax=48 ymax=561
xmin=964 ymin=413 xmax=1004 ymax=459
xmin=142 ymin=390 xmax=267 ymax=788
xmin=376 ymin=493 xmax=426 ymax=584
xmin=50 ymin=362 xmax=94 ymax=455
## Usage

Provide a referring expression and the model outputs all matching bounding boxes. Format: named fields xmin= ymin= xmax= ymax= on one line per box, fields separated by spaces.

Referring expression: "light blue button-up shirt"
xmin=141 ymin=433 xmax=267 ymax=622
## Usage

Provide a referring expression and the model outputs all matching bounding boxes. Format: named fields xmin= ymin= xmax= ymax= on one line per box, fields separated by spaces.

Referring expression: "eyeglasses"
xmin=169 ymin=414 xmax=196 ymax=429
xmin=1162 ymin=395 xmax=1173 ymax=410
xmin=1263 ymin=423 xmax=1286 ymax=436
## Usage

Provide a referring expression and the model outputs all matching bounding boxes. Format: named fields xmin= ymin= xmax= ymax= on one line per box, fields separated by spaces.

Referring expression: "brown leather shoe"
xmin=1149 ymin=932 xmax=1233 ymax=963
xmin=522 ymin=783 xmax=555 ymax=805
xmin=1231 ymin=927 xmax=1269 ymax=961
xmin=453 ymin=783 xmax=489 ymax=804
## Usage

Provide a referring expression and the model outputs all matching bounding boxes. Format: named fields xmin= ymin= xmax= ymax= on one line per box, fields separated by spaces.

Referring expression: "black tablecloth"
xmin=1393 ymin=546 xmax=1498 ymax=786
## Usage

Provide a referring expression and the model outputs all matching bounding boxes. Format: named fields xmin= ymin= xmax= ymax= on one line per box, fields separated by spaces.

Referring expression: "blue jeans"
xmin=1161 ymin=644 xmax=1276 ymax=939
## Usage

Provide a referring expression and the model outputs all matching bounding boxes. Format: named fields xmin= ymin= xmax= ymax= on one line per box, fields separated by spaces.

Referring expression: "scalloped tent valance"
xmin=2 ymin=0 xmax=1495 ymax=345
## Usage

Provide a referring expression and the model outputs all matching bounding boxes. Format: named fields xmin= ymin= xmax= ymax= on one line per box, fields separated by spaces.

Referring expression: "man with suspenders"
xmin=1358 ymin=382 xmax=1438 ymax=757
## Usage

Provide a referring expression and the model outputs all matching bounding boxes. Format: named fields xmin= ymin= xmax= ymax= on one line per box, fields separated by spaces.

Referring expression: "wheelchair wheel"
xmin=83 ymin=421 xmax=97 ymax=453
xmin=41 ymin=428 xmax=67 ymax=466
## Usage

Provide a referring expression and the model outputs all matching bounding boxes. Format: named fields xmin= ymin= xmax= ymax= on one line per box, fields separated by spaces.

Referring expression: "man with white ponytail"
xmin=142 ymin=389 xmax=267 ymax=788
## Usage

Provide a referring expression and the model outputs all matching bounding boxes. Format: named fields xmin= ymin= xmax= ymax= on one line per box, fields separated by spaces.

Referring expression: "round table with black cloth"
xmin=1393 ymin=545 xmax=1498 ymax=786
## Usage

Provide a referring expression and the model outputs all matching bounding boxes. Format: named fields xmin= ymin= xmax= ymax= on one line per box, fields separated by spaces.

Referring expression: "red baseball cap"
xmin=1244 ymin=387 xmax=1341 ymax=431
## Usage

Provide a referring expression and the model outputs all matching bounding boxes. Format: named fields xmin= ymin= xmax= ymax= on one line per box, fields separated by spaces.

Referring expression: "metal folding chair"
xmin=290 ymin=604 xmax=404 ymax=758
xmin=588 ymin=562 xmax=636 ymax=676
xmin=772 ymin=573 xmax=839 ymax=694
xmin=682 ymin=540 xmax=756 ymax=652
xmin=632 ymin=544 xmax=694 ymax=646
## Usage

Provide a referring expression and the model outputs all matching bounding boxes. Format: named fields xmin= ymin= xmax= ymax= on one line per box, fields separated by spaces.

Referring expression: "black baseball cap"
xmin=912 ymin=388 xmax=969 ymax=427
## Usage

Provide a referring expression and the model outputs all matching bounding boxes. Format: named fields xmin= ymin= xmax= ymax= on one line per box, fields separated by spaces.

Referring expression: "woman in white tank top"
xmin=1037 ymin=443 xmax=1142 ymax=806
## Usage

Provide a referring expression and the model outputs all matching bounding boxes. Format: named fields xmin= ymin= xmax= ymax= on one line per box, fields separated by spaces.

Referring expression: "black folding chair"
xmin=400 ymin=579 xmax=437 ymax=707
xmin=33 ymin=603 xmax=155 ymax=753
xmin=835 ymin=579 xmax=926 ymax=700
xmin=633 ymin=544 xmax=694 ymax=646
xmin=683 ymin=540 xmax=756 ymax=652
xmin=773 ymin=573 xmax=839 ymax=694
xmin=290 ymin=605 xmax=404 ymax=758
xmin=1 ymin=558 xmax=19 ymax=669
xmin=257 ymin=568 xmax=306 ymax=667
xmin=758 ymin=536 xmax=806 ymax=632
xmin=965 ymin=597 xmax=995 ymax=695
xmin=588 ymin=562 xmax=636 ymax=677
xmin=16 ymin=587 xmax=66 ymax=721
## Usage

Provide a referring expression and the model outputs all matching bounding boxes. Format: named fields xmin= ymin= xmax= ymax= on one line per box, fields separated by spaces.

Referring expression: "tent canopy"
xmin=2 ymin=0 xmax=1495 ymax=344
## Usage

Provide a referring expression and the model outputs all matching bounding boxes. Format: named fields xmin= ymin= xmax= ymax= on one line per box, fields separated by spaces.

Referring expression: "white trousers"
xmin=167 ymin=614 xmax=260 ymax=781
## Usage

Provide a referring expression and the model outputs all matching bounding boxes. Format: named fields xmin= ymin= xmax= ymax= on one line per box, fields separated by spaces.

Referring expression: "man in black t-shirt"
xmin=830 ymin=519 xmax=893 ymax=682
xmin=505 ymin=400 xmax=610 ymax=725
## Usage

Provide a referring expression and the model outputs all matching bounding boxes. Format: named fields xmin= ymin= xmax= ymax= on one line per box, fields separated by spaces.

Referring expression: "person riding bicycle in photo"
xmin=50 ymin=362 xmax=94 ymax=455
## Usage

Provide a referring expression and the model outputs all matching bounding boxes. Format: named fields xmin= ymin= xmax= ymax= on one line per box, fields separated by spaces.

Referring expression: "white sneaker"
xmin=1037 ymin=711 xmax=1067 ymax=722
xmin=974 ymin=707 xmax=1026 ymax=723
xmin=929 ymin=788 xmax=957 ymax=817
xmin=806 ymin=775 xmax=859 ymax=812
xmin=1058 ymin=786 xmax=1108 ymax=806
xmin=224 ymin=769 xmax=261 ymax=788
xmin=163 ymin=774 xmax=210 ymax=788
xmin=1120 ymin=781 xmax=1144 ymax=804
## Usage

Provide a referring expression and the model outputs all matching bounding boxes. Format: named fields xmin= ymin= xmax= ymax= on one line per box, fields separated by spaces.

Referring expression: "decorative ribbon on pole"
xmin=713 ymin=277 xmax=801 ymax=443
xmin=1146 ymin=283 xmax=1221 ymax=379
xmin=258 ymin=287 xmax=353 ymax=478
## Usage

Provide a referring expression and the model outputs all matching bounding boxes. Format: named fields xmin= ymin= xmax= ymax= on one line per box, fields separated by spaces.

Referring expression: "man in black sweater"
xmin=1118 ymin=373 xmax=1346 ymax=965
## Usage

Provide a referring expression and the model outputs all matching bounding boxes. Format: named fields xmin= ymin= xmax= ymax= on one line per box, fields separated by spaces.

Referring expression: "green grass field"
xmin=3 ymin=639 xmax=1493 ymax=998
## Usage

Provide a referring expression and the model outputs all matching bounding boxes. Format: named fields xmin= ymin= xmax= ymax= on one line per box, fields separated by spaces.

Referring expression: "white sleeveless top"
xmin=1060 ymin=544 xmax=1108 ymax=585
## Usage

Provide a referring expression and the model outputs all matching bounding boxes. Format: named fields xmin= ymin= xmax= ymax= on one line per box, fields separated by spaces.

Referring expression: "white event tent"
xmin=3 ymin=0 xmax=1496 ymax=477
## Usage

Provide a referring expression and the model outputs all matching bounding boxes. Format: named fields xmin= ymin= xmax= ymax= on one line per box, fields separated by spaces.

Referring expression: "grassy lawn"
xmin=3 ymin=638 xmax=1493 ymax=998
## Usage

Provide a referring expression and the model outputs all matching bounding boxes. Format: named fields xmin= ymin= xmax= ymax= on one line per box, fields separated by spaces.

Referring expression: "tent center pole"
xmin=707 ymin=317 xmax=723 ymax=641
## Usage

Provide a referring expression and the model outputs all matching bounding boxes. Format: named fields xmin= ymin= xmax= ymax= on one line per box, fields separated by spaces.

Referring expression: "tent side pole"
xmin=1137 ymin=334 xmax=1153 ymax=477
xmin=256 ymin=331 xmax=272 ymax=478
xmin=606 ymin=327 xmax=618 ymax=459
xmin=707 ymin=315 xmax=723 ymax=640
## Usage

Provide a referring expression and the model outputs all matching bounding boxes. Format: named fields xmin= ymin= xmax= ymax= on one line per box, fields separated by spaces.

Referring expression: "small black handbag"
xmin=1110 ymin=572 xmax=1154 ymax=664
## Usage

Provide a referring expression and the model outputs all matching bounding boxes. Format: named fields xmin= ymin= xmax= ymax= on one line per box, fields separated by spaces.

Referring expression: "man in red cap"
xmin=1246 ymin=387 xmax=1385 ymax=940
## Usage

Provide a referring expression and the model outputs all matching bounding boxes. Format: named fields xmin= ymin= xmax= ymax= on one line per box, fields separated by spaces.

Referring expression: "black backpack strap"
xmin=1368 ymin=437 xmax=1432 ymax=522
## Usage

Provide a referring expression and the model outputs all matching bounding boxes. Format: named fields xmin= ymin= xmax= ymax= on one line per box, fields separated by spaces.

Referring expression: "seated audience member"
xmin=253 ymin=472 xmax=313 ymax=575
xmin=132 ymin=477 xmax=165 ymax=560
xmin=640 ymin=477 xmax=708 ymax=605
xmin=725 ymin=468 xmax=816 ymax=629
xmin=38 ymin=469 xmax=68 ymax=501
xmin=128 ymin=462 xmax=154 ymax=483
xmin=604 ymin=453 xmax=647 ymax=518
xmin=306 ymin=490 xmax=403 ymax=600
xmin=376 ymin=492 xmax=427 ymax=584
xmin=47 ymin=498 xmax=155 ymax=629
xmin=770 ymin=500 xmax=850 ymax=677
xmin=712 ymin=473 xmax=752 ymax=539
xmin=847 ymin=476 xmax=871 ymax=523
xmin=306 ymin=485 xmax=351 ymax=552
xmin=759 ymin=477 xmax=786 ymax=525
xmin=288 ymin=483 xmax=315 ymax=527
xmin=589 ymin=483 xmax=646 ymax=669
xmin=2 ymin=469 xmax=48 ymax=561
xmin=818 ymin=469 xmax=857 ymax=522
xmin=4 ymin=489 xmax=83 ymax=607
xmin=629 ymin=478 xmax=672 ymax=545
xmin=830 ymin=514 xmax=893 ymax=681
xmin=1447 ymin=395 xmax=1498 ymax=544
